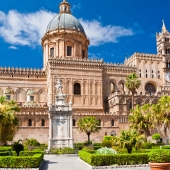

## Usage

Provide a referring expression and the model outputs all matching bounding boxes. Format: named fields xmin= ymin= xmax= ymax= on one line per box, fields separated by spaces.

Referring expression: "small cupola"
xmin=59 ymin=0 xmax=71 ymax=14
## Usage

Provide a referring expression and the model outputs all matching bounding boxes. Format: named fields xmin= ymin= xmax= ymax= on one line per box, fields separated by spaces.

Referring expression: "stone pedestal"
xmin=48 ymin=79 xmax=73 ymax=149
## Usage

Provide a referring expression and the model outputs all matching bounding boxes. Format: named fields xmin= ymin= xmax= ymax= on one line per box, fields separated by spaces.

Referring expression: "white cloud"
xmin=79 ymin=19 xmax=134 ymax=46
xmin=72 ymin=3 xmax=81 ymax=10
xmin=8 ymin=46 xmax=18 ymax=50
xmin=0 ymin=10 xmax=134 ymax=47
xmin=0 ymin=10 xmax=56 ymax=46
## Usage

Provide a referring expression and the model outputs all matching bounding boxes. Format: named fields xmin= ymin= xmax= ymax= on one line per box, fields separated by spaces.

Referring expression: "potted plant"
xmin=149 ymin=149 xmax=170 ymax=170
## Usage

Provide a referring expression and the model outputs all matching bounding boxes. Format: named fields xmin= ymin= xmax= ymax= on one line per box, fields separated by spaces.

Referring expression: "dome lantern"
xmin=59 ymin=0 xmax=71 ymax=14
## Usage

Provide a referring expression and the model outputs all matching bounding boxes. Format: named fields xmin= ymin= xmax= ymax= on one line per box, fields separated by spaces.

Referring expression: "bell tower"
xmin=156 ymin=21 xmax=170 ymax=85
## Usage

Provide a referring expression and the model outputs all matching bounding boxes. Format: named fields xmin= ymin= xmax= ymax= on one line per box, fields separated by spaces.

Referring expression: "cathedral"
xmin=1 ymin=0 xmax=170 ymax=143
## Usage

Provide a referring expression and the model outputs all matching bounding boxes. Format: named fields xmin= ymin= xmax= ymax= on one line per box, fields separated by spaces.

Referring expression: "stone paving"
xmin=40 ymin=154 xmax=150 ymax=170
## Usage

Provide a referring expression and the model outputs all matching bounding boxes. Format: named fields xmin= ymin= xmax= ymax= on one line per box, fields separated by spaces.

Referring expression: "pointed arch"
xmin=37 ymin=89 xmax=47 ymax=103
xmin=15 ymin=88 xmax=26 ymax=102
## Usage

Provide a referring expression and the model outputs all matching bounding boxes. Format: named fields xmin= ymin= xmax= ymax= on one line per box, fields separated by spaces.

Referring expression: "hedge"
xmin=0 ymin=153 xmax=43 ymax=168
xmin=19 ymin=151 xmax=44 ymax=159
xmin=0 ymin=147 xmax=12 ymax=151
xmin=162 ymin=146 xmax=170 ymax=149
xmin=78 ymin=151 xmax=149 ymax=166
xmin=0 ymin=151 xmax=17 ymax=156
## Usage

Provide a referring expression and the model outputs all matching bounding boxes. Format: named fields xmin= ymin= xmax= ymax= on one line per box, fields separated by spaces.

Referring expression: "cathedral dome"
xmin=46 ymin=13 xmax=85 ymax=35
xmin=46 ymin=0 xmax=86 ymax=35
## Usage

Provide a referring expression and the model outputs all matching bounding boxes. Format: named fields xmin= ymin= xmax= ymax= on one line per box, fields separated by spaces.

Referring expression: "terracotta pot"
xmin=149 ymin=162 xmax=170 ymax=170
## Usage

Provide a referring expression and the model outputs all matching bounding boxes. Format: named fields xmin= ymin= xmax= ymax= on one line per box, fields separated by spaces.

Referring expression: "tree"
xmin=129 ymin=104 xmax=153 ymax=136
xmin=77 ymin=116 xmax=100 ymax=144
xmin=112 ymin=129 xmax=145 ymax=153
xmin=151 ymin=96 xmax=170 ymax=135
xmin=125 ymin=73 xmax=141 ymax=109
xmin=0 ymin=96 xmax=20 ymax=145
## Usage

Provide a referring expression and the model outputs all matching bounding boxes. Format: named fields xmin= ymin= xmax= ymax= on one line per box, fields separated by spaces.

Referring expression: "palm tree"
xmin=129 ymin=104 xmax=153 ymax=136
xmin=151 ymin=96 xmax=170 ymax=135
xmin=112 ymin=129 xmax=145 ymax=153
xmin=0 ymin=96 xmax=20 ymax=145
xmin=125 ymin=73 xmax=141 ymax=109
xmin=77 ymin=116 xmax=100 ymax=144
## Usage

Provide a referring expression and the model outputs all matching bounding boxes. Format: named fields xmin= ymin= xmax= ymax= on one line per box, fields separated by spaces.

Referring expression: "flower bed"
xmin=78 ymin=150 xmax=148 ymax=166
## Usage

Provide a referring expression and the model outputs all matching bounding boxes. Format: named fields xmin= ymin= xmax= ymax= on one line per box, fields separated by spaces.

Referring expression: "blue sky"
xmin=0 ymin=0 xmax=169 ymax=68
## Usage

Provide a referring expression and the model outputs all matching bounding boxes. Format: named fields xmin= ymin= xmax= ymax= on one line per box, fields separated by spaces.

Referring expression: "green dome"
xmin=46 ymin=13 xmax=86 ymax=35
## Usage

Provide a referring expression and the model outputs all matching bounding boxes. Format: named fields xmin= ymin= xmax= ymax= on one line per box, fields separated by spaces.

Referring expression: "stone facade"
xmin=1 ymin=1 xmax=170 ymax=143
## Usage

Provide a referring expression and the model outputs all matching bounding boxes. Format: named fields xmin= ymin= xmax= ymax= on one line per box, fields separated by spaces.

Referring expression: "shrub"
xmin=142 ymin=142 xmax=153 ymax=149
xmin=78 ymin=150 xmax=148 ymax=166
xmin=19 ymin=151 xmax=44 ymax=158
xmin=12 ymin=142 xmax=24 ymax=156
xmin=0 ymin=147 xmax=12 ymax=151
xmin=50 ymin=147 xmax=75 ymax=154
xmin=74 ymin=143 xmax=84 ymax=150
xmin=152 ymin=133 xmax=161 ymax=140
xmin=103 ymin=136 xmax=112 ymax=141
xmin=149 ymin=149 xmax=170 ymax=163
xmin=96 ymin=147 xmax=117 ymax=154
xmin=102 ymin=140 xmax=112 ymax=148
xmin=82 ymin=145 xmax=94 ymax=152
xmin=162 ymin=146 xmax=170 ymax=149
xmin=94 ymin=146 xmax=102 ymax=150
xmin=23 ymin=139 xmax=40 ymax=150
xmin=93 ymin=143 xmax=102 ymax=146
xmin=0 ymin=153 xmax=43 ymax=168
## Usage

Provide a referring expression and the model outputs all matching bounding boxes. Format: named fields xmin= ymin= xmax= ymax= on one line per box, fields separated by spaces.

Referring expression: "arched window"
xmin=98 ymin=119 xmax=101 ymax=126
xmin=41 ymin=119 xmax=45 ymax=126
xmin=145 ymin=83 xmax=156 ymax=94
xmin=111 ymin=119 xmax=114 ymax=126
xmin=28 ymin=119 xmax=32 ymax=126
xmin=129 ymin=102 xmax=132 ymax=111
xmin=111 ymin=83 xmax=115 ymax=93
xmin=73 ymin=119 xmax=76 ymax=126
xmin=74 ymin=83 xmax=81 ymax=95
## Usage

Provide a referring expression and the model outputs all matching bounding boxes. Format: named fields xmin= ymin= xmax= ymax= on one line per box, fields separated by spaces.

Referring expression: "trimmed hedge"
xmin=0 ymin=153 xmax=43 ymax=168
xmin=19 ymin=151 xmax=44 ymax=157
xmin=162 ymin=146 xmax=170 ymax=149
xmin=0 ymin=151 xmax=17 ymax=156
xmin=78 ymin=151 xmax=148 ymax=166
xmin=0 ymin=147 xmax=12 ymax=151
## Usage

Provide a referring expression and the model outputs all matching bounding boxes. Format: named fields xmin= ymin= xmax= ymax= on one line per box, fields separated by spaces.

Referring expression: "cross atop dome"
xmin=59 ymin=0 xmax=71 ymax=14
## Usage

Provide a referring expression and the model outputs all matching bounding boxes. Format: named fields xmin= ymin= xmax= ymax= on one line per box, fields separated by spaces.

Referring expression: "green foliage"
xmin=78 ymin=150 xmax=148 ymax=166
xmin=129 ymin=104 xmax=153 ymax=136
xmin=19 ymin=151 xmax=44 ymax=157
xmin=162 ymin=146 xmax=170 ymax=149
xmin=96 ymin=147 xmax=117 ymax=154
xmin=152 ymin=133 xmax=161 ymax=140
xmin=0 ymin=96 xmax=20 ymax=145
xmin=125 ymin=73 xmax=141 ymax=109
xmin=0 ymin=146 xmax=12 ymax=151
xmin=149 ymin=149 xmax=170 ymax=163
xmin=142 ymin=142 xmax=153 ymax=149
xmin=23 ymin=138 xmax=40 ymax=150
xmin=50 ymin=147 xmax=75 ymax=154
xmin=74 ymin=143 xmax=84 ymax=150
xmin=12 ymin=141 xmax=24 ymax=156
xmin=77 ymin=116 xmax=100 ymax=143
xmin=103 ymin=136 xmax=112 ymax=141
xmin=0 ymin=153 xmax=43 ymax=168
xmin=82 ymin=145 xmax=94 ymax=152
xmin=102 ymin=140 xmax=112 ymax=148
xmin=93 ymin=143 xmax=102 ymax=150
xmin=112 ymin=129 xmax=146 ymax=153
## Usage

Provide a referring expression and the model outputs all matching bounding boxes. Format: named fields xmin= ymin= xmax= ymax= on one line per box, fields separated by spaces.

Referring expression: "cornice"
xmin=0 ymin=67 xmax=46 ymax=78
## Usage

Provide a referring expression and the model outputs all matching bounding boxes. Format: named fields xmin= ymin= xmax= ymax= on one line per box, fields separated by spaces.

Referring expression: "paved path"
xmin=40 ymin=154 xmax=150 ymax=170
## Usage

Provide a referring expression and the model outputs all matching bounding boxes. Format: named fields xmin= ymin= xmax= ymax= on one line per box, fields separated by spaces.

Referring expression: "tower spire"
xmin=162 ymin=20 xmax=167 ymax=33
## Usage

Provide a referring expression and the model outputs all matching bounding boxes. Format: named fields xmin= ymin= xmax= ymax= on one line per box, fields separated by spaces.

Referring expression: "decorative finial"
xmin=162 ymin=19 xmax=167 ymax=33
xmin=59 ymin=0 xmax=71 ymax=14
